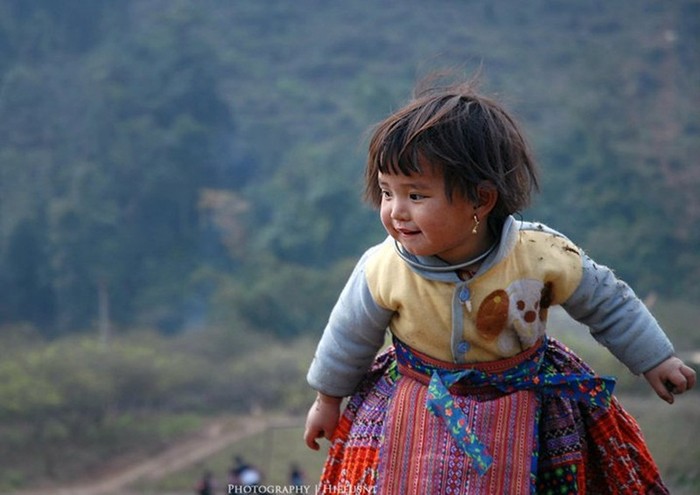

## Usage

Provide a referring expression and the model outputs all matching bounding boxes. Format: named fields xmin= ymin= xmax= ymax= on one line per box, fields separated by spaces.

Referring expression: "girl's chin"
xmin=396 ymin=240 xmax=429 ymax=257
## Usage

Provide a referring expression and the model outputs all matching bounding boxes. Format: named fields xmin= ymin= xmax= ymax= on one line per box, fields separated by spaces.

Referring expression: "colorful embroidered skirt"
xmin=318 ymin=337 xmax=668 ymax=494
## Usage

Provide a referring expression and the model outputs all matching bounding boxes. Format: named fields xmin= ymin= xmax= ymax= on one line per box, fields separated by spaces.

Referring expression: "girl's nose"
xmin=391 ymin=200 xmax=409 ymax=221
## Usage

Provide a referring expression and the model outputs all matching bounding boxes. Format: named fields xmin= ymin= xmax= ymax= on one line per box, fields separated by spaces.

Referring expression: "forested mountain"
xmin=0 ymin=0 xmax=698 ymax=339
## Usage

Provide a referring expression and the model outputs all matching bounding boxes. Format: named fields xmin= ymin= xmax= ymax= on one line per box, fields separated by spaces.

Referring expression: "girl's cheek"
xmin=379 ymin=208 xmax=393 ymax=232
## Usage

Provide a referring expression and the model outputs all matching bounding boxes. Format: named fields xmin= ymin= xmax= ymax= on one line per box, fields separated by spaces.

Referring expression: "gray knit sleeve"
xmin=306 ymin=245 xmax=394 ymax=397
xmin=562 ymin=254 xmax=674 ymax=375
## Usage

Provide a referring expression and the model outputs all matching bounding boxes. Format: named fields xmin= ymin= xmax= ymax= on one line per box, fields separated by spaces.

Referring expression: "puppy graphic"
xmin=476 ymin=279 xmax=554 ymax=354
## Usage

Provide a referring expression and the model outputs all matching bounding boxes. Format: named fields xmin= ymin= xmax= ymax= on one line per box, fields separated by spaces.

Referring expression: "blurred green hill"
xmin=0 ymin=0 xmax=697 ymax=338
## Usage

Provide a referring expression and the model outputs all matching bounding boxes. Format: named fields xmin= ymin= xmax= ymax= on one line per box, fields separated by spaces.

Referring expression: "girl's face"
xmin=378 ymin=166 xmax=481 ymax=265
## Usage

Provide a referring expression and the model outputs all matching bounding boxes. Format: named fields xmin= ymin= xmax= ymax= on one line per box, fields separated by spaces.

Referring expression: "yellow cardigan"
xmin=365 ymin=229 xmax=583 ymax=363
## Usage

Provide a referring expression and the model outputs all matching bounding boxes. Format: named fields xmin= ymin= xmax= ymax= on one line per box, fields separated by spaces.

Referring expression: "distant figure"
xmin=229 ymin=455 xmax=262 ymax=487
xmin=194 ymin=470 xmax=214 ymax=495
xmin=289 ymin=463 xmax=305 ymax=486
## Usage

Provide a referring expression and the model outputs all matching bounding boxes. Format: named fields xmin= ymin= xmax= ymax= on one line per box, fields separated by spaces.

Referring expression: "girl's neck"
xmin=395 ymin=236 xmax=498 ymax=274
xmin=440 ymin=226 xmax=496 ymax=265
xmin=439 ymin=239 xmax=497 ymax=271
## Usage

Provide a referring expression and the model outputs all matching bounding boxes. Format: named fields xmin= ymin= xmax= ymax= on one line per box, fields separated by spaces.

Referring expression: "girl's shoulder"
xmin=514 ymin=219 xmax=574 ymax=241
xmin=505 ymin=219 xmax=583 ymax=269
xmin=488 ymin=217 xmax=581 ymax=267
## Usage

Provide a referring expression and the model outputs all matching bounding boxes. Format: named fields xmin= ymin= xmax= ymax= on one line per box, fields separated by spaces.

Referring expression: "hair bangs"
xmin=377 ymin=137 xmax=423 ymax=177
xmin=365 ymin=117 xmax=427 ymax=205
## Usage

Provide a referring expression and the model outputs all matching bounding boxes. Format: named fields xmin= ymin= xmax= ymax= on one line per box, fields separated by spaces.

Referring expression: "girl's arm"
xmin=304 ymin=245 xmax=393 ymax=449
xmin=563 ymin=254 xmax=696 ymax=400
xmin=307 ymin=245 xmax=393 ymax=397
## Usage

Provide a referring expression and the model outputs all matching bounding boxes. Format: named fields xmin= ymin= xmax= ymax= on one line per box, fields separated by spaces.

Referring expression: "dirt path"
xmin=7 ymin=415 xmax=302 ymax=495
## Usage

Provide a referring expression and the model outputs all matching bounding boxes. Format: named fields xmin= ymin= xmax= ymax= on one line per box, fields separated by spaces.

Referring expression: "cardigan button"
xmin=456 ymin=341 xmax=470 ymax=354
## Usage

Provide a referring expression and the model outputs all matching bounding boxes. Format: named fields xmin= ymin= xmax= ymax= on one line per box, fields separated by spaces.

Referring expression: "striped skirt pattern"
xmin=317 ymin=337 xmax=669 ymax=494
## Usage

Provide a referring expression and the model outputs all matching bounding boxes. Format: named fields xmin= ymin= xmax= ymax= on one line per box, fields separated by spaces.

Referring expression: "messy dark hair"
xmin=365 ymin=74 xmax=539 ymax=233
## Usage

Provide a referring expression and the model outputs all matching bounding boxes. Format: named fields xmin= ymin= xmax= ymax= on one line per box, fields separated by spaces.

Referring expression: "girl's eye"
xmin=381 ymin=189 xmax=392 ymax=199
xmin=409 ymin=193 xmax=425 ymax=200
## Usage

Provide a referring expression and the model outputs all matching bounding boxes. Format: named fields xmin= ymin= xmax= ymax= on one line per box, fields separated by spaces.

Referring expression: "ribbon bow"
xmin=426 ymin=367 xmax=615 ymax=475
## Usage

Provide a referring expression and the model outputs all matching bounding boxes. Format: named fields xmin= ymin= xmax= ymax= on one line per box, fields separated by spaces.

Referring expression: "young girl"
xmin=304 ymin=76 xmax=696 ymax=494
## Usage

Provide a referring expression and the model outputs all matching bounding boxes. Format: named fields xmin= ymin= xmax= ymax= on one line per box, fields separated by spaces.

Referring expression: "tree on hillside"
xmin=0 ymin=2 xmax=243 ymax=335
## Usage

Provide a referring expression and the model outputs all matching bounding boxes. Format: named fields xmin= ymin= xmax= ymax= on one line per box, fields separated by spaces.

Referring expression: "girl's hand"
xmin=643 ymin=356 xmax=697 ymax=404
xmin=304 ymin=392 xmax=343 ymax=450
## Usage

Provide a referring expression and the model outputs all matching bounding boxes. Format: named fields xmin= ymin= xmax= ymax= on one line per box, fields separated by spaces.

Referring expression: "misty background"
xmin=0 ymin=0 xmax=698 ymax=492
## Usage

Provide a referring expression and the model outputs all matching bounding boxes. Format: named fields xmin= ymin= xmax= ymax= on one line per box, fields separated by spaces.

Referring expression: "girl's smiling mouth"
xmin=395 ymin=227 xmax=420 ymax=237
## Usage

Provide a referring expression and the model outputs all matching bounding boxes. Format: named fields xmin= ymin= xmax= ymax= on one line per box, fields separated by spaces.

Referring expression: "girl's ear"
xmin=475 ymin=182 xmax=498 ymax=217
